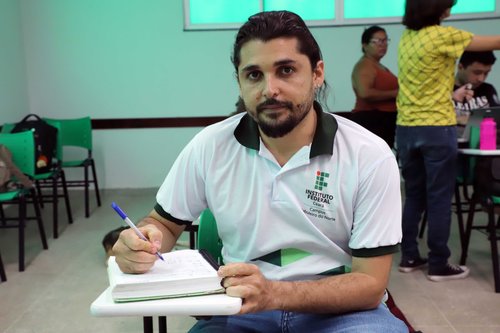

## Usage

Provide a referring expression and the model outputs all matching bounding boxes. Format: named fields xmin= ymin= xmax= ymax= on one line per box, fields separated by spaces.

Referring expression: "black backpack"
xmin=11 ymin=114 xmax=58 ymax=175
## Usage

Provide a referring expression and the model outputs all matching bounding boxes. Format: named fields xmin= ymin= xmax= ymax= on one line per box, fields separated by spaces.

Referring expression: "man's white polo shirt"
xmin=155 ymin=103 xmax=402 ymax=281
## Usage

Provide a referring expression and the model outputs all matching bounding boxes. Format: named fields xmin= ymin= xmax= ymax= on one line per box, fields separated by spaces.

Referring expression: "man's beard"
xmin=245 ymin=90 xmax=315 ymax=138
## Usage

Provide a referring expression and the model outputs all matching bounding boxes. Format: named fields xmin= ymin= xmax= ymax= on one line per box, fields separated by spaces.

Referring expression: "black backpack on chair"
xmin=11 ymin=114 xmax=58 ymax=175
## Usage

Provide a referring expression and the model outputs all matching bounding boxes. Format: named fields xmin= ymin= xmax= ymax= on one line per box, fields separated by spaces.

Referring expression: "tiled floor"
xmin=0 ymin=188 xmax=499 ymax=333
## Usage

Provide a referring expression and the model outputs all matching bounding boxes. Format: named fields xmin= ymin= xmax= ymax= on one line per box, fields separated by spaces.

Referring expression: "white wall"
xmin=92 ymin=127 xmax=201 ymax=190
xmin=4 ymin=1 xmax=500 ymax=188
xmin=0 ymin=0 xmax=29 ymax=124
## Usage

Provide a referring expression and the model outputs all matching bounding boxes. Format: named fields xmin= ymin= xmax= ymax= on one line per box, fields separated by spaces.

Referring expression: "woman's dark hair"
xmin=403 ymin=0 xmax=457 ymax=30
xmin=231 ymin=10 xmax=329 ymax=108
xmin=361 ymin=25 xmax=386 ymax=53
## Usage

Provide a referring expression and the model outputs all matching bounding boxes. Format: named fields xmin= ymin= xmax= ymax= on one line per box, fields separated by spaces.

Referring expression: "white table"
xmin=458 ymin=148 xmax=500 ymax=156
xmin=91 ymin=287 xmax=241 ymax=333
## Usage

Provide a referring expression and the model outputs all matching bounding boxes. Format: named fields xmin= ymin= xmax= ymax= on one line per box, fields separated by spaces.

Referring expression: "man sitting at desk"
xmin=112 ymin=10 xmax=406 ymax=333
xmin=453 ymin=51 xmax=498 ymax=124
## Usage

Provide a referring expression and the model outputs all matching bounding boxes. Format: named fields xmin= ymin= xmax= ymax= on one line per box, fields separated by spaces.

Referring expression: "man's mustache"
xmin=256 ymin=99 xmax=293 ymax=113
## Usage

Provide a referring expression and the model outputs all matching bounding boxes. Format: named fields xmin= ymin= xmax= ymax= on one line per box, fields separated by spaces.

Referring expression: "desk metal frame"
xmin=143 ymin=316 xmax=167 ymax=333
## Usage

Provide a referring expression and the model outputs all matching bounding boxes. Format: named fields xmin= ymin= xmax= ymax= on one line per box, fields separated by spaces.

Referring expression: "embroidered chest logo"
xmin=307 ymin=170 xmax=333 ymax=204
xmin=302 ymin=170 xmax=336 ymax=222
xmin=314 ymin=171 xmax=329 ymax=190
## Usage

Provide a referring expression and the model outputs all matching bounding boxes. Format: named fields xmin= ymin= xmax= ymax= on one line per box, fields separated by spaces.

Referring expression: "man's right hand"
xmin=112 ymin=224 xmax=163 ymax=274
xmin=453 ymin=83 xmax=474 ymax=103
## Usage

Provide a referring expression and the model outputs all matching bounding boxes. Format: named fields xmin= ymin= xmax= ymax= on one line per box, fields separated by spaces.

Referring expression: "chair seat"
xmin=0 ymin=189 xmax=22 ymax=201
xmin=62 ymin=159 xmax=87 ymax=167
xmin=32 ymin=171 xmax=56 ymax=181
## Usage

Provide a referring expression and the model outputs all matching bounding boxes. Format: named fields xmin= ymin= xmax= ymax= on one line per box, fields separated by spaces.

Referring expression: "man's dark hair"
xmin=102 ymin=226 xmax=129 ymax=252
xmin=231 ymin=10 xmax=329 ymax=108
xmin=361 ymin=25 xmax=386 ymax=53
xmin=459 ymin=51 xmax=497 ymax=67
xmin=402 ymin=0 xmax=457 ymax=30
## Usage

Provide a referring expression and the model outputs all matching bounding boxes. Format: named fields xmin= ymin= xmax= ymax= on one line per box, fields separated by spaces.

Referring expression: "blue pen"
xmin=111 ymin=202 xmax=164 ymax=261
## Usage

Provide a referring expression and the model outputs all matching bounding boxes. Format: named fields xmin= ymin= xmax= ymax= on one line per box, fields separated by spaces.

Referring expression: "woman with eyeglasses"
xmin=396 ymin=0 xmax=500 ymax=282
xmin=351 ymin=25 xmax=398 ymax=148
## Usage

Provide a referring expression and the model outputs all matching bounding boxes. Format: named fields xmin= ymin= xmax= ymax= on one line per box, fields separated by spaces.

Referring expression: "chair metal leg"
xmin=52 ymin=175 xmax=59 ymax=239
xmin=454 ymin=184 xmax=466 ymax=249
xmin=18 ymin=195 xmax=26 ymax=272
xmin=487 ymin=204 xmax=500 ymax=293
xmin=159 ymin=316 xmax=167 ymax=333
xmin=0 ymin=203 xmax=5 ymax=226
xmin=0 ymin=251 xmax=6 ymax=282
xmin=60 ymin=170 xmax=73 ymax=224
xmin=91 ymin=159 xmax=101 ymax=207
xmin=31 ymin=188 xmax=48 ymax=250
xmin=460 ymin=195 xmax=478 ymax=265
xmin=36 ymin=181 xmax=44 ymax=208
xmin=84 ymin=163 xmax=89 ymax=218
xmin=143 ymin=317 xmax=153 ymax=333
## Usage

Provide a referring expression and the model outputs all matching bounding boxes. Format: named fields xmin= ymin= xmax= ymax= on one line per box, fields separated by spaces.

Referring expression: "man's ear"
xmin=313 ymin=60 xmax=325 ymax=87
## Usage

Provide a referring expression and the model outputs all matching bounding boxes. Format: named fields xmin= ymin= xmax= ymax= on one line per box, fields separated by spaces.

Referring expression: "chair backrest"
xmin=44 ymin=117 xmax=93 ymax=151
xmin=38 ymin=119 xmax=63 ymax=162
xmin=197 ymin=209 xmax=223 ymax=265
xmin=0 ymin=131 xmax=36 ymax=178
xmin=469 ymin=126 xmax=480 ymax=149
xmin=1 ymin=123 xmax=15 ymax=134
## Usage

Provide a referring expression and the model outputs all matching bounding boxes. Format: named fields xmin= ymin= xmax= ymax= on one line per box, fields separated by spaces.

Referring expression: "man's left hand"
xmin=219 ymin=262 xmax=278 ymax=314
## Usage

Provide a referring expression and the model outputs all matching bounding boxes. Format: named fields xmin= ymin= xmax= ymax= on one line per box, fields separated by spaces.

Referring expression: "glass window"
xmin=344 ymin=0 xmax=404 ymax=19
xmin=452 ymin=0 xmax=496 ymax=14
xmin=188 ymin=0 xmax=260 ymax=25
xmin=184 ymin=0 xmax=499 ymax=30
xmin=264 ymin=0 xmax=335 ymax=20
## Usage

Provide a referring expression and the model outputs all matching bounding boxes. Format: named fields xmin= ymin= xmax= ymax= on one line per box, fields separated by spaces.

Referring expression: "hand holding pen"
xmin=111 ymin=202 xmax=164 ymax=261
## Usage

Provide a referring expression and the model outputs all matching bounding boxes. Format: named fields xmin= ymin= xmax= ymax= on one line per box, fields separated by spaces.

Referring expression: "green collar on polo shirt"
xmin=234 ymin=101 xmax=337 ymax=158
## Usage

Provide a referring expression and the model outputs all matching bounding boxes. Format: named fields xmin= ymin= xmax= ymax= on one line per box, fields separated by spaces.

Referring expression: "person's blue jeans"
xmin=396 ymin=125 xmax=457 ymax=269
xmin=188 ymin=304 xmax=407 ymax=332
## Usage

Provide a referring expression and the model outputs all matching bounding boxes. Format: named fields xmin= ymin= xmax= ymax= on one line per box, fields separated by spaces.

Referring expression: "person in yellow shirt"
xmin=396 ymin=0 xmax=500 ymax=281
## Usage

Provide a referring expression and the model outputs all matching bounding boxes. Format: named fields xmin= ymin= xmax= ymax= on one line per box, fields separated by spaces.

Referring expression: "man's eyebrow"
xmin=240 ymin=59 xmax=297 ymax=73
xmin=274 ymin=59 xmax=296 ymax=67
xmin=240 ymin=64 xmax=260 ymax=73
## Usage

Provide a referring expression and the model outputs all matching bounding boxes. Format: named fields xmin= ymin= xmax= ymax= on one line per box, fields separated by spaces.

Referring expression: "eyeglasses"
xmin=369 ymin=38 xmax=390 ymax=45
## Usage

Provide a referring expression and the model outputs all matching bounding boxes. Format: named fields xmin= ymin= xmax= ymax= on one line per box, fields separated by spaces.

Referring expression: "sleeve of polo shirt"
xmin=349 ymin=154 xmax=402 ymax=257
xmin=155 ymin=133 xmax=208 ymax=223
xmin=438 ymin=26 xmax=473 ymax=59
